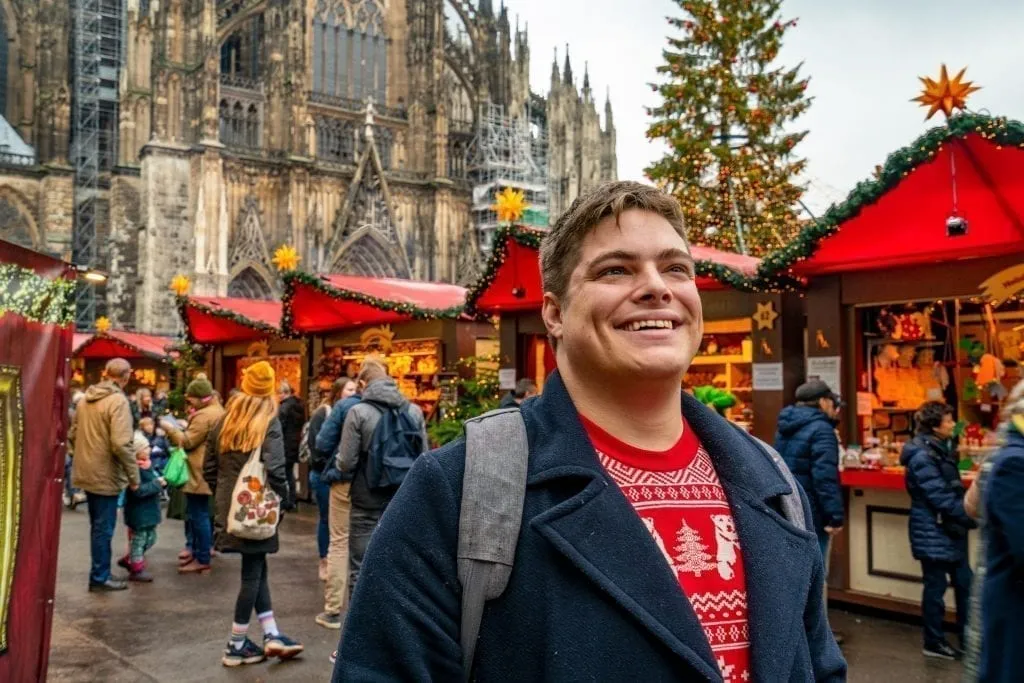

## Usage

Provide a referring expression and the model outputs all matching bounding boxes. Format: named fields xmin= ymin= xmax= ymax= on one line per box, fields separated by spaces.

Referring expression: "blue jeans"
xmin=921 ymin=558 xmax=972 ymax=648
xmin=64 ymin=456 xmax=80 ymax=498
xmin=185 ymin=494 xmax=212 ymax=565
xmin=310 ymin=470 xmax=331 ymax=559
xmin=816 ymin=527 xmax=831 ymax=566
xmin=86 ymin=493 xmax=120 ymax=584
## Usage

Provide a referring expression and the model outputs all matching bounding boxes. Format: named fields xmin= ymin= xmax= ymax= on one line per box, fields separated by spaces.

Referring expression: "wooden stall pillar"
xmin=750 ymin=293 xmax=805 ymax=442
xmin=499 ymin=313 xmax=520 ymax=382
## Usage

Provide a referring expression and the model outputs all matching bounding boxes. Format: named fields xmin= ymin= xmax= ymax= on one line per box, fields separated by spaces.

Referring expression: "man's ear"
xmin=541 ymin=292 xmax=564 ymax=345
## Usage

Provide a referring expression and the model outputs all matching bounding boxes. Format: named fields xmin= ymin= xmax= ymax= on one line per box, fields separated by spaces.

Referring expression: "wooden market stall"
xmin=178 ymin=296 xmax=307 ymax=400
xmin=464 ymin=225 xmax=781 ymax=436
xmin=283 ymin=272 xmax=496 ymax=422
xmin=72 ymin=328 xmax=176 ymax=395
xmin=755 ymin=112 xmax=1024 ymax=618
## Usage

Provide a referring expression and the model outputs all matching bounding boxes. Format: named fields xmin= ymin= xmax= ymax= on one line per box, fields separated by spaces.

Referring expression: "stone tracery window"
xmin=0 ymin=196 xmax=36 ymax=250
xmin=227 ymin=267 xmax=275 ymax=300
xmin=313 ymin=0 xmax=387 ymax=104
xmin=220 ymin=13 xmax=266 ymax=85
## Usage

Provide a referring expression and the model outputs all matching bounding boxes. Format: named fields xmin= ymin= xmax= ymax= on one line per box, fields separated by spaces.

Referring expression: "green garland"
xmin=281 ymin=270 xmax=465 ymax=336
xmin=757 ymin=112 xmax=1024 ymax=279
xmin=0 ymin=263 xmax=76 ymax=326
xmin=464 ymin=224 xmax=546 ymax=314
xmin=177 ymin=295 xmax=280 ymax=345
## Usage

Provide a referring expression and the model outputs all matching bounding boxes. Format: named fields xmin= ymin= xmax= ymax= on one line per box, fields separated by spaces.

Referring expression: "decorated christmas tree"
xmin=645 ymin=0 xmax=811 ymax=255
xmin=674 ymin=520 xmax=715 ymax=576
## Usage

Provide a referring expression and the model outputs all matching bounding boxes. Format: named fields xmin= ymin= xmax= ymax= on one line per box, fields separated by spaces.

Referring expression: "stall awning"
xmin=758 ymin=114 xmax=1024 ymax=279
xmin=180 ymin=296 xmax=282 ymax=344
xmin=73 ymin=330 xmax=175 ymax=362
xmin=283 ymin=272 xmax=466 ymax=334
xmin=465 ymin=226 xmax=763 ymax=315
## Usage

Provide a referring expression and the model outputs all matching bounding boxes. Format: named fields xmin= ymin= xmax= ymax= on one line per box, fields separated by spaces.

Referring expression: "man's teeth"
xmin=624 ymin=320 xmax=674 ymax=331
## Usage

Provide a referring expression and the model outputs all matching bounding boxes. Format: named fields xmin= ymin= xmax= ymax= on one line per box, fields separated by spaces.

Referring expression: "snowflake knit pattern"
xmin=582 ymin=416 xmax=751 ymax=683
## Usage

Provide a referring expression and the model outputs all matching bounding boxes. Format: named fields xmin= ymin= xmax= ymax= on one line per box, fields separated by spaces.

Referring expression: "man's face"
xmin=820 ymin=397 xmax=838 ymax=419
xmin=936 ymin=413 xmax=956 ymax=440
xmin=542 ymin=209 xmax=703 ymax=382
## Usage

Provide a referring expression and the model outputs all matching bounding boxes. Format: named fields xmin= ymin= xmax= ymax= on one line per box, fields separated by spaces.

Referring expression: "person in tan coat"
xmin=69 ymin=358 xmax=140 ymax=592
xmin=162 ymin=376 xmax=225 ymax=573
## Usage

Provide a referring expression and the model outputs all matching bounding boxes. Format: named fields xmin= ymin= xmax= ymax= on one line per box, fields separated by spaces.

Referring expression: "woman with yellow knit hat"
xmin=204 ymin=360 xmax=304 ymax=667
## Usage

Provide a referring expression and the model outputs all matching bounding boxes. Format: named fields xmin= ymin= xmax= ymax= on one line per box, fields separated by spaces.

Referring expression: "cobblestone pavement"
xmin=49 ymin=506 xmax=964 ymax=682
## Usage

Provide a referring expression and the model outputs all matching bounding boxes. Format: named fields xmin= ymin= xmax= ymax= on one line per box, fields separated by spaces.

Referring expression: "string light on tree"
xmin=645 ymin=0 xmax=810 ymax=256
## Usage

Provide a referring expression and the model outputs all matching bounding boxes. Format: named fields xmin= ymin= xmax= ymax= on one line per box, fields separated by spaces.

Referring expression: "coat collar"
xmin=520 ymin=371 xmax=819 ymax=681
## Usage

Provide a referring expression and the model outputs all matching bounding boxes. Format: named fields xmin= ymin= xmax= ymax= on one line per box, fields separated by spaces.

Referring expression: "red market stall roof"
xmin=179 ymin=296 xmax=282 ymax=344
xmin=758 ymin=113 xmax=1024 ymax=279
xmin=465 ymin=226 xmax=763 ymax=315
xmin=73 ymin=329 xmax=175 ymax=362
xmin=283 ymin=272 xmax=467 ymax=335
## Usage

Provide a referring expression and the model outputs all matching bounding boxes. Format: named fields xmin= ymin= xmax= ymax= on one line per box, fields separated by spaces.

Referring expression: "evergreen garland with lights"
xmin=176 ymin=295 xmax=280 ymax=345
xmin=646 ymin=0 xmax=811 ymax=256
xmin=0 ymin=263 xmax=76 ymax=325
xmin=280 ymin=270 xmax=465 ymax=336
xmin=427 ymin=355 xmax=504 ymax=447
xmin=757 ymin=113 xmax=1024 ymax=279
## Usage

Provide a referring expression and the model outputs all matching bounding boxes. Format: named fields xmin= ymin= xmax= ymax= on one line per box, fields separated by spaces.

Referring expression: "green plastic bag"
xmin=163 ymin=447 xmax=189 ymax=488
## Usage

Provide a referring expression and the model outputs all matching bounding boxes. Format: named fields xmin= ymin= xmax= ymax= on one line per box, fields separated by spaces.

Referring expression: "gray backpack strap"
xmin=732 ymin=426 xmax=808 ymax=531
xmin=458 ymin=408 xmax=529 ymax=682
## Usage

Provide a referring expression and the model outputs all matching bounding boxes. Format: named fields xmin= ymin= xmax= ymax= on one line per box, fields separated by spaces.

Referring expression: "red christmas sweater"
xmin=582 ymin=416 xmax=751 ymax=683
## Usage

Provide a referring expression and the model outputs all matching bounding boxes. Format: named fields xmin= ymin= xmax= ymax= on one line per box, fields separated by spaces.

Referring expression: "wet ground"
xmin=49 ymin=505 xmax=964 ymax=682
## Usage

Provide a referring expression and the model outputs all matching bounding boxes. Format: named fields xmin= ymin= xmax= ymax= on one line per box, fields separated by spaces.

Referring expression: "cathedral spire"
xmin=551 ymin=47 xmax=560 ymax=85
xmin=605 ymin=87 xmax=614 ymax=128
xmin=479 ymin=0 xmax=493 ymax=18
xmin=563 ymin=44 xmax=573 ymax=86
xmin=583 ymin=61 xmax=590 ymax=92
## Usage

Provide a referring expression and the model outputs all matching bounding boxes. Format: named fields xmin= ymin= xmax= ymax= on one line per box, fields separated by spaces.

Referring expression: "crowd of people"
xmin=63 ymin=180 xmax=1023 ymax=681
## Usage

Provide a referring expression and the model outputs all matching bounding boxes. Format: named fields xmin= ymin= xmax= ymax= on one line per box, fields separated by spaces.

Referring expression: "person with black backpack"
xmin=335 ymin=358 xmax=427 ymax=600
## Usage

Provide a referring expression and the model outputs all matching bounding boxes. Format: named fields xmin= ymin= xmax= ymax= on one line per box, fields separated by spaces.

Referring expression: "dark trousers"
xmin=920 ymin=558 xmax=972 ymax=647
xmin=86 ymin=492 xmax=120 ymax=584
xmin=284 ymin=460 xmax=297 ymax=508
xmin=234 ymin=553 xmax=272 ymax=624
xmin=348 ymin=503 xmax=388 ymax=600
xmin=309 ymin=469 xmax=330 ymax=559
xmin=185 ymin=493 xmax=213 ymax=565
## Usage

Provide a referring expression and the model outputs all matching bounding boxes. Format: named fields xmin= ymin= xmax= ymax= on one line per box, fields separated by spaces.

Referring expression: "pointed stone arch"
xmin=328 ymin=121 xmax=411 ymax=279
xmin=227 ymin=195 xmax=278 ymax=295
xmin=227 ymin=265 xmax=276 ymax=300
xmin=0 ymin=184 xmax=40 ymax=250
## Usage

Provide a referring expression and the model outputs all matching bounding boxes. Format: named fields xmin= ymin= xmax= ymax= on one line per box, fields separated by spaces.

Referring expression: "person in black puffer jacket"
xmin=900 ymin=400 xmax=976 ymax=661
xmin=774 ymin=379 xmax=845 ymax=561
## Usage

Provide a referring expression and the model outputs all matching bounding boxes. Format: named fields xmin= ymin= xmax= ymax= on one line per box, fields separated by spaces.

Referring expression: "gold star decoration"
xmin=272 ymin=244 xmax=301 ymax=272
xmin=492 ymin=187 xmax=529 ymax=224
xmin=753 ymin=301 xmax=779 ymax=330
xmin=169 ymin=274 xmax=191 ymax=297
xmin=912 ymin=65 xmax=980 ymax=120
xmin=95 ymin=316 xmax=112 ymax=333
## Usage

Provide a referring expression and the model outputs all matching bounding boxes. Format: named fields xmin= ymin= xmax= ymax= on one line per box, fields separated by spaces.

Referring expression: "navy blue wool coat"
xmin=333 ymin=372 xmax=846 ymax=682
xmin=900 ymin=433 xmax=975 ymax=563
xmin=774 ymin=404 xmax=845 ymax=533
xmin=979 ymin=427 xmax=1024 ymax=683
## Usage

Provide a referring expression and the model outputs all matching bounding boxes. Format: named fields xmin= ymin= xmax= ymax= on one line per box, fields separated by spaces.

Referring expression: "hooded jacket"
xmin=69 ymin=380 xmax=139 ymax=495
xmin=337 ymin=379 xmax=428 ymax=510
xmin=332 ymin=372 xmax=846 ymax=682
xmin=773 ymin=404 xmax=844 ymax=532
xmin=901 ymin=432 xmax=975 ymax=562
xmin=278 ymin=395 xmax=306 ymax=465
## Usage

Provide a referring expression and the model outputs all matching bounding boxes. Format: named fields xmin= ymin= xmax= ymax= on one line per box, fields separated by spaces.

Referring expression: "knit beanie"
xmin=241 ymin=360 xmax=276 ymax=399
xmin=186 ymin=376 xmax=214 ymax=399
xmin=132 ymin=431 xmax=150 ymax=455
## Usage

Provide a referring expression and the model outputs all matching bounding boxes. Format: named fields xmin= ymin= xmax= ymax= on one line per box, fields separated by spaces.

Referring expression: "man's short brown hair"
xmin=358 ymin=358 xmax=388 ymax=384
xmin=540 ymin=180 xmax=687 ymax=303
xmin=104 ymin=357 xmax=132 ymax=381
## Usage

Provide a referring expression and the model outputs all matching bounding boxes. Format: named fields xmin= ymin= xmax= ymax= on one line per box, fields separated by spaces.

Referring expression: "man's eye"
xmin=598 ymin=266 xmax=627 ymax=277
xmin=667 ymin=264 xmax=692 ymax=276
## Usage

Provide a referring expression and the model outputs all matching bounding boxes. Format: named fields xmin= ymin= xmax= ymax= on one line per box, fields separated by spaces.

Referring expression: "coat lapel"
xmin=522 ymin=375 xmax=722 ymax=681
xmin=682 ymin=395 xmax=820 ymax=680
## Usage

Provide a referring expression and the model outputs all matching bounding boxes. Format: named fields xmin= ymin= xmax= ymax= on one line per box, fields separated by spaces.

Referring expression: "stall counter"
xmin=837 ymin=468 xmax=979 ymax=616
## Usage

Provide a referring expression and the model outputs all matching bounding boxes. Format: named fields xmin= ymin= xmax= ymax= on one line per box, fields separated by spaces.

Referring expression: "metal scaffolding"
xmin=72 ymin=0 xmax=122 ymax=328
xmin=469 ymin=101 xmax=550 ymax=250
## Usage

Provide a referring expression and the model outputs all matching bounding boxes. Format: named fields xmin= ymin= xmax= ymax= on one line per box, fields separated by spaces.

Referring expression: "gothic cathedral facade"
xmin=0 ymin=0 xmax=616 ymax=334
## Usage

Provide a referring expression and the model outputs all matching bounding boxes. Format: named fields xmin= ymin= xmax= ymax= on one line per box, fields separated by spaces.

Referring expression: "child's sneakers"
xmin=263 ymin=634 xmax=304 ymax=660
xmin=222 ymin=638 xmax=266 ymax=667
xmin=128 ymin=560 xmax=153 ymax=583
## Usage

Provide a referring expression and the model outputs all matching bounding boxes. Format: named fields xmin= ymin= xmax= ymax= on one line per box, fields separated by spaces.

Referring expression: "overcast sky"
xmin=507 ymin=0 xmax=1024 ymax=213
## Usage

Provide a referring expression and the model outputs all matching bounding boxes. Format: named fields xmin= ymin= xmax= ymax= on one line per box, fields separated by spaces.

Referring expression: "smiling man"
xmin=332 ymin=181 xmax=846 ymax=682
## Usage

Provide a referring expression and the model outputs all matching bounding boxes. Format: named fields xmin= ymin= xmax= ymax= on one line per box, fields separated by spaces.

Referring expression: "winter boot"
xmin=117 ymin=555 xmax=131 ymax=571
